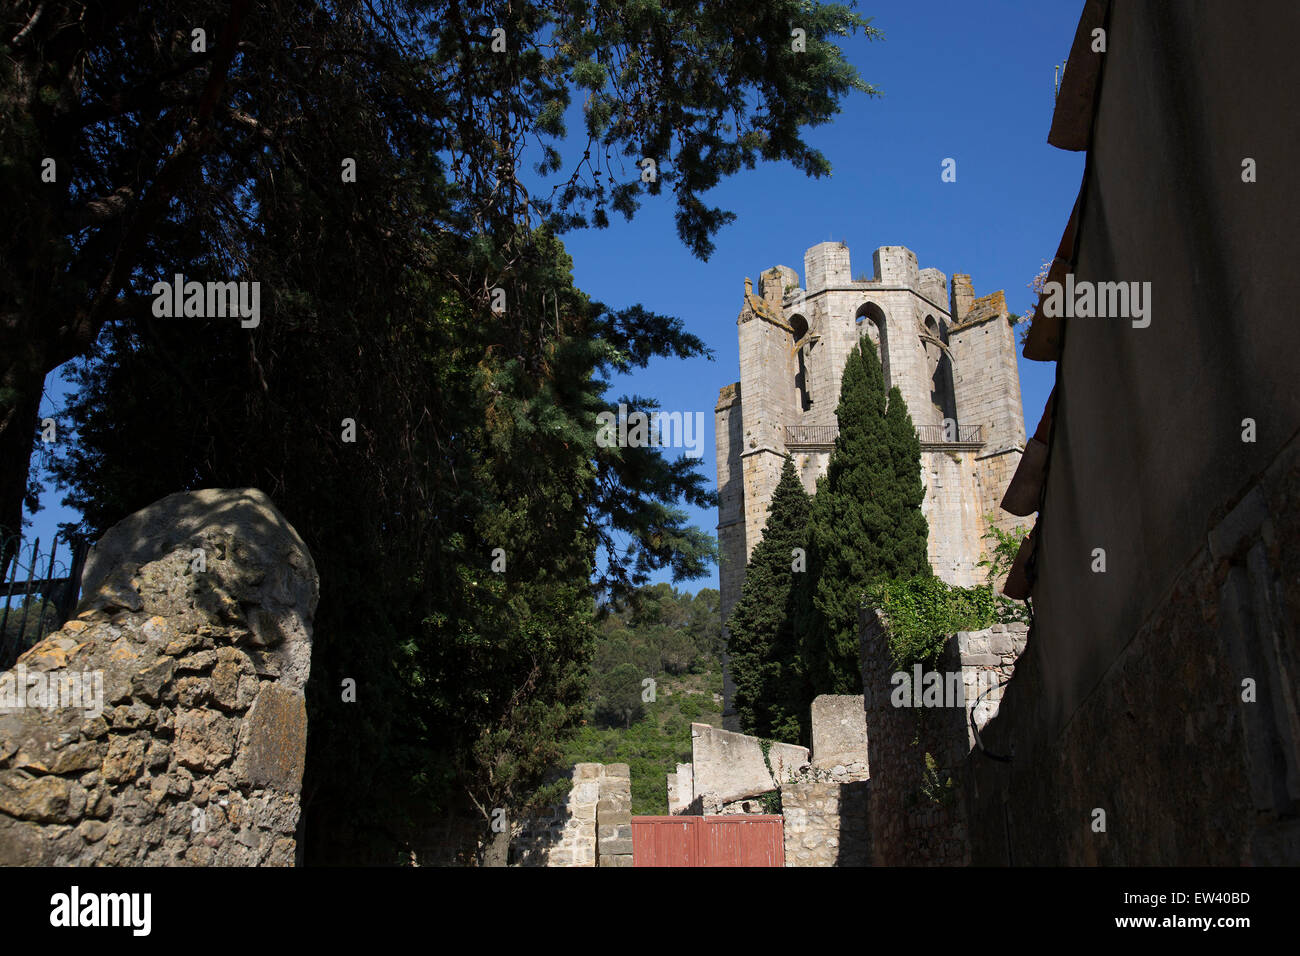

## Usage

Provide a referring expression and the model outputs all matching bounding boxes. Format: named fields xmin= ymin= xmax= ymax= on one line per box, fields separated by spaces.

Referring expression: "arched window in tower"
xmin=923 ymin=314 xmax=958 ymax=423
xmin=855 ymin=302 xmax=890 ymax=389
xmin=923 ymin=316 xmax=941 ymax=376
xmin=790 ymin=313 xmax=812 ymax=411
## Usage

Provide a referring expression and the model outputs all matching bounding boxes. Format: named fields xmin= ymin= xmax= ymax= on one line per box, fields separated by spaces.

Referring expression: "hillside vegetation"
xmin=561 ymin=584 xmax=723 ymax=814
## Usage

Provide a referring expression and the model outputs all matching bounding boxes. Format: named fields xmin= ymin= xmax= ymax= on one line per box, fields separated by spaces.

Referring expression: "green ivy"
xmin=977 ymin=513 xmax=1032 ymax=625
xmin=919 ymin=752 xmax=956 ymax=807
xmin=866 ymin=575 xmax=997 ymax=671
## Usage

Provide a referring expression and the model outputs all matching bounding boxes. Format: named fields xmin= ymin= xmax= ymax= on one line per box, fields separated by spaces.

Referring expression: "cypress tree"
xmin=883 ymin=385 xmax=931 ymax=577
xmin=797 ymin=335 xmax=931 ymax=697
xmin=728 ymin=457 xmax=812 ymax=741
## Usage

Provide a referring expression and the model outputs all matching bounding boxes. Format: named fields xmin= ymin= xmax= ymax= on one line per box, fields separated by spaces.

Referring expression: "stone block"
xmin=233 ymin=685 xmax=307 ymax=792
xmin=690 ymin=723 xmax=808 ymax=802
xmin=570 ymin=781 xmax=599 ymax=804
xmin=811 ymin=695 xmax=869 ymax=769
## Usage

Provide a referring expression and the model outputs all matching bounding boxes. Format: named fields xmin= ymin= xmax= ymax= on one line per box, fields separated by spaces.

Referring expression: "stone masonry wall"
xmin=949 ymin=306 xmax=1025 ymax=459
xmin=860 ymin=607 xmax=971 ymax=866
xmin=512 ymin=763 xmax=599 ymax=866
xmin=855 ymin=614 xmax=1027 ymax=866
xmin=921 ymin=449 xmax=985 ymax=587
xmin=0 ymin=489 xmax=318 ymax=866
xmin=956 ymin=623 xmax=1028 ymax=746
xmin=668 ymin=698 xmax=872 ymax=864
xmin=966 ymin=431 xmax=1300 ymax=865
xmin=597 ymin=764 xmax=633 ymax=866
xmin=782 ymin=780 xmax=870 ymax=866
xmin=511 ymin=762 xmax=631 ymax=867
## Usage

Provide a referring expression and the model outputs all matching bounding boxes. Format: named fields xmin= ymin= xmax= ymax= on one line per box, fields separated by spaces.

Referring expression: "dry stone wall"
xmin=0 ymin=489 xmax=317 ymax=866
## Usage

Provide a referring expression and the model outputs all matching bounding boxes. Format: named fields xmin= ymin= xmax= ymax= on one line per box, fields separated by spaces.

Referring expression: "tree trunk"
xmin=0 ymin=353 xmax=45 ymax=573
xmin=480 ymin=826 xmax=510 ymax=867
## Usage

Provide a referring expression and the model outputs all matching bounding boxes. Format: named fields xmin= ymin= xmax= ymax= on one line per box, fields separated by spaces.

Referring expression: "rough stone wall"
xmin=782 ymin=780 xmax=870 ymax=866
xmin=956 ymin=623 xmax=1028 ymax=746
xmin=509 ymin=762 xmax=632 ymax=867
xmin=739 ymin=449 xmax=789 ymax=578
xmin=706 ymin=794 xmax=775 ymax=815
xmin=950 ymin=303 xmax=1024 ymax=453
xmin=974 ymin=448 xmax=1026 ymax=540
xmin=803 ymin=240 xmax=852 ymax=292
xmin=950 ymin=274 xmax=974 ymax=321
xmin=0 ymin=488 xmax=317 ymax=866
xmin=859 ymin=607 xmax=990 ymax=866
xmin=967 ymin=432 xmax=1300 ymax=865
xmin=715 ymin=383 xmax=746 ymax=729
xmin=512 ymin=763 xmax=600 ymax=866
xmin=948 ymin=303 xmax=1027 ymax=537
xmin=918 ymin=267 xmax=949 ymax=311
xmin=968 ymin=0 xmax=1300 ymax=866
xmin=666 ymin=699 xmax=876 ymax=863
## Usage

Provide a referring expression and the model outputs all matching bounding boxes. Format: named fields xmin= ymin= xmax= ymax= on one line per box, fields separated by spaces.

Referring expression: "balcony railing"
xmin=915 ymin=423 xmax=984 ymax=446
xmin=784 ymin=423 xmax=985 ymax=451
xmin=783 ymin=425 xmax=841 ymax=448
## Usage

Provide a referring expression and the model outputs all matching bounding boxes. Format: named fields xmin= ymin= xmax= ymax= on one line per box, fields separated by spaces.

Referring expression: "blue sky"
xmin=27 ymin=0 xmax=1084 ymax=596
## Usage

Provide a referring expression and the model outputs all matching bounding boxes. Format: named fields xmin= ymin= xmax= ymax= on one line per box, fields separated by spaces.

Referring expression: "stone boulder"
xmin=0 ymin=488 xmax=317 ymax=865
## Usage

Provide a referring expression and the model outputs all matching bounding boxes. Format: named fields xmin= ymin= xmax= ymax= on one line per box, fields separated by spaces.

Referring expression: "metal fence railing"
xmin=0 ymin=529 xmax=89 ymax=671
xmin=783 ymin=424 xmax=841 ymax=447
xmin=915 ymin=423 xmax=984 ymax=446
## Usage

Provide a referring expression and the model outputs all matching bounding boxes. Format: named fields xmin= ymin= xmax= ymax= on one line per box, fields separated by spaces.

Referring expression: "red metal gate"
xmin=631 ymin=815 xmax=785 ymax=867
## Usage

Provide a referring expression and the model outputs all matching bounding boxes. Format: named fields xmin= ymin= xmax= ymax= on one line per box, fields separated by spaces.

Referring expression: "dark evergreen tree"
xmin=883 ymin=385 xmax=930 ymax=575
xmin=17 ymin=0 xmax=882 ymax=865
xmin=797 ymin=336 xmax=930 ymax=697
xmin=0 ymin=0 xmax=882 ymax=564
xmin=728 ymin=457 xmax=811 ymax=741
